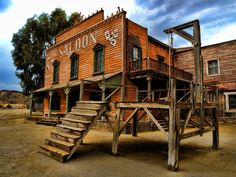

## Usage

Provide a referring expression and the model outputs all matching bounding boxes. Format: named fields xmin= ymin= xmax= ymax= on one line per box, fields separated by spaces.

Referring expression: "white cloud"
xmin=0 ymin=0 xmax=135 ymax=41
xmin=202 ymin=23 xmax=236 ymax=46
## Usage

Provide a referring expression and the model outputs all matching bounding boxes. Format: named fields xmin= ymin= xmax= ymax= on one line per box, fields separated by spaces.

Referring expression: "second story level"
xmin=44 ymin=9 xmax=192 ymax=87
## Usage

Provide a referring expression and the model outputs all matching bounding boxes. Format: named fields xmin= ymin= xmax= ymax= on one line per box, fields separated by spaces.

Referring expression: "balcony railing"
xmin=129 ymin=58 xmax=193 ymax=81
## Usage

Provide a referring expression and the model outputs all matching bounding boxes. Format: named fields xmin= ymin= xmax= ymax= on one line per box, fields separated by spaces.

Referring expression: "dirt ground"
xmin=0 ymin=109 xmax=236 ymax=177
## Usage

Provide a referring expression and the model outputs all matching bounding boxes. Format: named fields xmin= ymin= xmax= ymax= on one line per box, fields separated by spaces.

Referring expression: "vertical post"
xmin=190 ymin=81 xmax=195 ymax=113
xmin=29 ymin=92 xmax=34 ymax=117
xmin=147 ymin=76 xmax=152 ymax=102
xmin=48 ymin=90 xmax=54 ymax=118
xmin=64 ymin=87 xmax=71 ymax=114
xmin=112 ymin=108 xmax=121 ymax=155
xmin=132 ymin=113 xmax=138 ymax=137
xmin=168 ymin=78 xmax=179 ymax=171
xmin=80 ymin=79 xmax=84 ymax=101
xmin=213 ymin=88 xmax=219 ymax=149
xmin=101 ymin=78 xmax=106 ymax=101
xmin=147 ymin=57 xmax=150 ymax=69
xmin=212 ymin=107 xmax=219 ymax=149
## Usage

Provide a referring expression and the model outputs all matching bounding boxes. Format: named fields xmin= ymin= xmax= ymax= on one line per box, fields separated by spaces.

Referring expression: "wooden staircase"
xmin=39 ymin=101 xmax=107 ymax=162
xmin=151 ymin=109 xmax=169 ymax=132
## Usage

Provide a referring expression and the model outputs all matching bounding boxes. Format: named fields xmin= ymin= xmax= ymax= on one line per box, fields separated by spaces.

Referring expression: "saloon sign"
xmin=58 ymin=29 xmax=118 ymax=56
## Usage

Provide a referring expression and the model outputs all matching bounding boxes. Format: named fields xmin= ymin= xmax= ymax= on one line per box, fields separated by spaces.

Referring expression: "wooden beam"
xmin=118 ymin=108 xmax=139 ymax=136
xmin=180 ymin=109 xmax=192 ymax=136
xmin=181 ymin=127 xmax=213 ymax=140
xmin=144 ymin=108 xmax=168 ymax=137
xmin=168 ymin=78 xmax=179 ymax=171
xmin=105 ymin=87 xmax=120 ymax=101
xmin=112 ymin=108 xmax=121 ymax=155
xmin=212 ymin=108 xmax=219 ymax=149
xmin=117 ymin=102 xmax=170 ymax=109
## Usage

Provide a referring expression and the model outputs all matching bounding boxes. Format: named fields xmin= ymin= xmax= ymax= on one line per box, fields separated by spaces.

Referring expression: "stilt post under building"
xmin=168 ymin=78 xmax=180 ymax=171
xmin=112 ymin=108 xmax=121 ymax=154
xmin=213 ymin=88 xmax=219 ymax=149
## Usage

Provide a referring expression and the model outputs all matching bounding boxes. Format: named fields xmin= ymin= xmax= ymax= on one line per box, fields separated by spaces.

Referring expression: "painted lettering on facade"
xmin=58 ymin=28 xmax=119 ymax=56
xmin=58 ymin=32 xmax=97 ymax=56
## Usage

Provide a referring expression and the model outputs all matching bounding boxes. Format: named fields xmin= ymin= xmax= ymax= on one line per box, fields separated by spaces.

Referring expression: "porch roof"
xmin=34 ymin=71 xmax=122 ymax=93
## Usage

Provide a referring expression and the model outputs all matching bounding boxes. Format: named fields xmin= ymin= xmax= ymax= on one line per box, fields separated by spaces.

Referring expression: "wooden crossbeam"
xmin=144 ymin=108 xmax=168 ymax=137
xmin=118 ymin=108 xmax=139 ymax=136
xmin=180 ymin=109 xmax=192 ymax=136
xmin=181 ymin=127 xmax=213 ymax=140
xmin=117 ymin=102 xmax=170 ymax=109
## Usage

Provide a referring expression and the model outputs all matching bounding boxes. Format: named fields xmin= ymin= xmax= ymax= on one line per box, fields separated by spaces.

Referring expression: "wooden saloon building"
xmin=34 ymin=8 xmax=220 ymax=171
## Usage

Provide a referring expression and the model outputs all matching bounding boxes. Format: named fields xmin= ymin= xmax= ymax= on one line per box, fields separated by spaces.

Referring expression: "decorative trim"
xmin=104 ymin=29 xmax=119 ymax=46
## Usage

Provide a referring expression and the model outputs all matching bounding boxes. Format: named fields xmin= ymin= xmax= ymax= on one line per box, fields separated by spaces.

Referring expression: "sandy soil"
xmin=0 ymin=109 xmax=236 ymax=177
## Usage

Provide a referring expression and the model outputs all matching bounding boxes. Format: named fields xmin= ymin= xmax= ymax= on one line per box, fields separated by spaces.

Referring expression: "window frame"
xmin=53 ymin=60 xmax=60 ymax=84
xmin=224 ymin=92 xmax=236 ymax=112
xmin=132 ymin=46 xmax=142 ymax=70
xmin=206 ymin=59 xmax=220 ymax=76
xmin=93 ymin=45 xmax=104 ymax=75
xmin=70 ymin=53 xmax=79 ymax=80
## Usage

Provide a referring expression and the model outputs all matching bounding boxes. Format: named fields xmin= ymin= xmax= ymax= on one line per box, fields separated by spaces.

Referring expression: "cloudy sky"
xmin=0 ymin=0 xmax=236 ymax=91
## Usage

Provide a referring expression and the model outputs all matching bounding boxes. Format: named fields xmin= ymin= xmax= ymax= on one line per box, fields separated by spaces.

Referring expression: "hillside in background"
xmin=0 ymin=90 xmax=28 ymax=104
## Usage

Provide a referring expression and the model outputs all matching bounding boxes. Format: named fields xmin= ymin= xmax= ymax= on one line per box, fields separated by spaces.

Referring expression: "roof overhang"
xmin=34 ymin=71 xmax=122 ymax=93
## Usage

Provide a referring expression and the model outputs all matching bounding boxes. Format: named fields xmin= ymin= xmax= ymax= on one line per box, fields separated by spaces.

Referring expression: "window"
xmin=53 ymin=61 xmax=59 ymax=83
xmin=207 ymin=59 xmax=220 ymax=75
xmin=94 ymin=45 xmax=104 ymax=74
xmin=132 ymin=46 xmax=141 ymax=70
xmin=51 ymin=92 xmax=60 ymax=111
xmin=224 ymin=92 xmax=236 ymax=112
xmin=70 ymin=53 xmax=78 ymax=80
xmin=157 ymin=55 xmax=165 ymax=63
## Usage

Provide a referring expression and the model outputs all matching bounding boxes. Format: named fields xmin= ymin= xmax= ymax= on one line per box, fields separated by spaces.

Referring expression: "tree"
xmin=11 ymin=8 xmax=83 ymax=95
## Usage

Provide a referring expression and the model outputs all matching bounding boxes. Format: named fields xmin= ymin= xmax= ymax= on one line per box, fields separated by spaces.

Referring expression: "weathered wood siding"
xmin=175 ymin=40 xmax=236 ymax=89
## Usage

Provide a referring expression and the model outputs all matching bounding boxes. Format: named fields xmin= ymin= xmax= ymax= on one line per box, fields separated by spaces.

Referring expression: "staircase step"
xmin=71 ymin=108 xmax=98 ymax=116
xmin=75 ymin=103 xmax=102 ymax=110
xmin=39 ymin=144 xmax=69 ymax=162
xmin=61 ymin=118 xmax=92 ymax=124
xmin=57 ymin=124 xmax=87 ymax=132
xmin=66 ymin=113 xmax=94 ymax=121
xmin=45 ymin=138 xmax=74 ymax=153
xmin=51 ymin=131 xmax=81 ymax=144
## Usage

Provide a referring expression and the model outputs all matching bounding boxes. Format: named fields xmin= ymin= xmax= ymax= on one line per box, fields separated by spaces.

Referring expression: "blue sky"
xmin=0 ymin=0 xmax=236 ymax=91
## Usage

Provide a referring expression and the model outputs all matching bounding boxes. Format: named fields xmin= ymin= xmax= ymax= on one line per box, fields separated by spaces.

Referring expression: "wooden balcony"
xmin=128 ymin=58 xmax=193 ymax=81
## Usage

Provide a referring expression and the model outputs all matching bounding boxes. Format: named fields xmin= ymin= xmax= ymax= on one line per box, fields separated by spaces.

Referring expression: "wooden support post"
xmin=48 ymin=90 xmax=54 ymax=118
xmin=112 ymin=108 xmax=121 ymax=155
xmin=147 ymin=76 xmax=152 ymax=102
xmin=190 ymin=81 xmax=195 ymax=113
xmin=101 ymin=78 xmax=106 ymax=102
xmin=168 ymin=78 xmax=180 ymax=171
xmin=29 ymin=92 xmax=34 ymax=117
xmin=132 ymin=112 xmax=138 ymax=137
xmin=64 ymin=87 xmax=71 ymax=114
xmin=212 ymin=107 xmax=219 ymax=149
xmin=79 ymin=80 xmax=84 ymax=101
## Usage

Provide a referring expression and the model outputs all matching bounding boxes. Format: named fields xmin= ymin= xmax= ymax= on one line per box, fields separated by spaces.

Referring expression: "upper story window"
xmin=94 ymin=45 xmax=104 ymax=74
xmin=157 ymin=55 xmax=165 ymax=63
xmin=53 ymin=61 xmax=59 ymax=83
xmin=207 ymin=59 xmax=220 ymax=75
xmin=132 ymin=46 xmax=141 ymax=70
xmin=70 ymin=53 xmax=79 ymax=80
